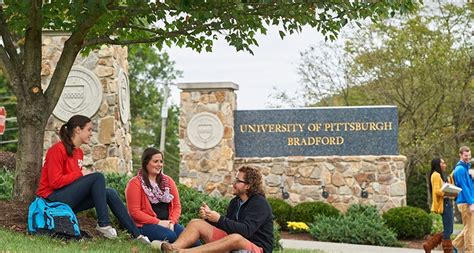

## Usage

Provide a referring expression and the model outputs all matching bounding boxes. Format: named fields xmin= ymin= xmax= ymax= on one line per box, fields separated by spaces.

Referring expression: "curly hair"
xmin=239 ymin=166 xmax=265 ymax=197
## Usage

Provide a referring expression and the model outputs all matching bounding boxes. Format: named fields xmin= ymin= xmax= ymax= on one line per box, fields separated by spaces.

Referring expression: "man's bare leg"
xmin=162 ymin=219 xmax=214 ymax=251
xmin=179 ymin=234 xmax=251 ymax=253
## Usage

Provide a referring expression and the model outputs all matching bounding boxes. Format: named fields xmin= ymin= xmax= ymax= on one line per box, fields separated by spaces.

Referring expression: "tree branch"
xmin=0 ymin=6 xmax=22 ymax=84
xmin=83 ymin=19 xmax=224 ymax=47
xmin=0 ymin=46 xmax=20 ymax=94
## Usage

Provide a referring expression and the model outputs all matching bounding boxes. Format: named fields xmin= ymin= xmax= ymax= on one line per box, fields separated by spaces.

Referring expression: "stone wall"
xmin=178 ymin=82 xmax=237 ymax=196
xmin=178 ymin=82 xmax=408 ymax=213
xmin=234 ymin=156 xmax=407 ymax=212
xmin=41 ymin=32 xmax=132 ymax=173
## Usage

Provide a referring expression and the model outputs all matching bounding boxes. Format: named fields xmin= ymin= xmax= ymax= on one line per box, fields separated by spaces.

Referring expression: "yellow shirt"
xmin=431 ymin=172 xmax=444 ymax=214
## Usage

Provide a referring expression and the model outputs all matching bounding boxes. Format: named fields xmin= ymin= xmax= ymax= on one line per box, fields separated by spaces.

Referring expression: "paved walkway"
xmin=281 ymin=239 xmax=443 ymax=253
xmin=281 ymin=228 xmax=463 ymax=252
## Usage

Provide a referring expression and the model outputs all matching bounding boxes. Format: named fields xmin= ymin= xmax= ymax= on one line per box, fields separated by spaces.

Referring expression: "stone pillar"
xmin=178 ymin=82 xmax=238 ymax=197
xmin=42 ymin=32 xmax=132 ymax=173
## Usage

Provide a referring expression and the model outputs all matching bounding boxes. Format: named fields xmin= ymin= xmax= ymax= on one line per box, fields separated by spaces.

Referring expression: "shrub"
xmin=292 ymin=201 xmax=340 ymax=224
xmin=105 ymin=172 xmax=132 ymax=202
xmin=0 ymin=169 xmax=14 ymax=200
xmin=429 ymin=212 xmax=443 ymax=234
xmin=382 ymin=206 xmax=432 ymax=239
xmin=178 ymin=184 xmax=228 ymax=226
xmin=346 ymin=204 xmax=380 ymax=219
xmin=309 ymin=204 xmax=401 ymax=247
xmin=268 ymin=198 xmax=292 ymax=230
xmin=407 ymin=171 xmax=429 ymax=211
xmin=273 ymin=221 xmax=282 ymax=251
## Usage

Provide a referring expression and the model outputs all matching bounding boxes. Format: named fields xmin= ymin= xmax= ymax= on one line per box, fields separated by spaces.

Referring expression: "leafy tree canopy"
xmin=3 ymin=1 xmax=420 ymax=55
xmin=128 ymin=45 xmax=181 ymax=180
xmin=0 ymin=0 xmax=421 ymax=200
xmin=273 ymin=2 xmax=473 ymax=178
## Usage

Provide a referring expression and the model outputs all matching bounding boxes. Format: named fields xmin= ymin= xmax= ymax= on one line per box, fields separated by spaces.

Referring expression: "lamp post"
xmin=159 ymin=83 xmax=170 ymax=152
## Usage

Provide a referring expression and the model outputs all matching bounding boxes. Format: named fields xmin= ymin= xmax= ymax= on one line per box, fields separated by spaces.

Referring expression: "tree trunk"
xmin=12 ymin=98 xmax=48 ymax=202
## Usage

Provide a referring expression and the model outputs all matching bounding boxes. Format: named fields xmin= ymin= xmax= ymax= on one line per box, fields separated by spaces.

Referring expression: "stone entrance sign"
xmin=179 ymin=82 xmax=407 ymax=212
xmin=235 ymin=106 xmax=398 ymax=157
xmin=52 ymin=66 xmax=103 ymax=121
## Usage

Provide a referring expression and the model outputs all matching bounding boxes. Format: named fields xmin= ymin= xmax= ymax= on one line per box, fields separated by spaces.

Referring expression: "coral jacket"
xmin=125 ymin=175 xmax=181 ymax=227
xmin=36 ymin=142 xmax=84 ymax=198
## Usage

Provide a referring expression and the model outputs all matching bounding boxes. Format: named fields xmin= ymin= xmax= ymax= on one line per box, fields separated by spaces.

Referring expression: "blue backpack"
xmin=28 ymin=197 xmax=81 ymax=239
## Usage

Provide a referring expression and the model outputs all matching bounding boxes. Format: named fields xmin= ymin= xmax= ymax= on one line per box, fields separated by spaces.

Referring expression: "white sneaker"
xmin=95 ymin=225 xmax=118 ymax=239
xmin=136 ymin=235 xmax=151 ymax=244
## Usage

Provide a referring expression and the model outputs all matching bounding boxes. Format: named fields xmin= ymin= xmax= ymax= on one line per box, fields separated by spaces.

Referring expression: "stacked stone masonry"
xmin=234 ymin=156 xmax=407 ymax=213
xmin=42 ymin=33 xmax=132 ymax=174
xmin=178 ymin=83 xmax=407 ymax=213
xmin=179 ymin=84 xmax=237 ymax=197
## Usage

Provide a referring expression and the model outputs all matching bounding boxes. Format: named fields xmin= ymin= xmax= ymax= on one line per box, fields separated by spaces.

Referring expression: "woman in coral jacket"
xmin=126 ymin=147 xmax=185 ymax=243
xmin=36 ymin=115 xmax=149 ymax=243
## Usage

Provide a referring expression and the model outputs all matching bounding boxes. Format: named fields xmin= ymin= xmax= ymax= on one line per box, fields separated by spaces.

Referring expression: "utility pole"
xmin=159 ymin=83 xmax=170 ymax=152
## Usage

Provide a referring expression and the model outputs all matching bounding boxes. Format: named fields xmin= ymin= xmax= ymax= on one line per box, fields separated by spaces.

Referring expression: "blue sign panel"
xmin=234 ymin=106 xmax=398 ymax=157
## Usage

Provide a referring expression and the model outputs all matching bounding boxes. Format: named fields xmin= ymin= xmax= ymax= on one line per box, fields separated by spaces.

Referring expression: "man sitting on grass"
xmin=155 ymin=166 xmax=273 ymax=253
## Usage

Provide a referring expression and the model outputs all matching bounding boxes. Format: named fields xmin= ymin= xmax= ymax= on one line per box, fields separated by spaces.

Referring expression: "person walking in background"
xmin=36 ymin=115 xmax=150 ymax=243
xmin=453 ymin=146 xmax=473 ymax=253
xmin=125 ymin=147 xmax=187 ymax=243
xmin=423 ymin=158 xmax=457 ymax=253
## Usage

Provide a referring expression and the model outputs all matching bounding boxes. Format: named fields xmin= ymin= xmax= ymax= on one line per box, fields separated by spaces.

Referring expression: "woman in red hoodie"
xmin=36 ymin=115 xmax=149 ymax=243
xmin=126 ymin=147 xmax=188 ymax=243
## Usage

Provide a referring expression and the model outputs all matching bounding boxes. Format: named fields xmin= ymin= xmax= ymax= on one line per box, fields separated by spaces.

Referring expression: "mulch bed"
xmin=0 ymin=200 xmax=102 ymax=238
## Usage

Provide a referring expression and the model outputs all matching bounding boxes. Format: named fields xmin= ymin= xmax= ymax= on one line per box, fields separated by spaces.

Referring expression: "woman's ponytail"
xmin=59 ymin=123 xmax=74 ymax=156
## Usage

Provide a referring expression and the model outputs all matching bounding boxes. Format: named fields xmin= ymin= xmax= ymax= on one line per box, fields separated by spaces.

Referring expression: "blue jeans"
xmin=140 ymin=223 xmax=184 ymax=242
xmin=139 ymin=224 xmax=201 ymax=246
xmin=47 ymin=173 xmax=140 ymax=238
xmin=442 ymin=198 xmax=454 ymax=240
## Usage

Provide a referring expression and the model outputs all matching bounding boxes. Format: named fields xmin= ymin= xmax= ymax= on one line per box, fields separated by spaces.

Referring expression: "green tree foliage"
xmin=348 ymin=4 xmax=473 ymax=179
xmin=128 ymin=45 xmax=181 ymax=180
xmin=0 ymin=0 xmax=421 ymax=201
xmin=406 ymin=170 xmax=429 ymax=211
xmin=276 ymin=3 xmax=473 ymax=182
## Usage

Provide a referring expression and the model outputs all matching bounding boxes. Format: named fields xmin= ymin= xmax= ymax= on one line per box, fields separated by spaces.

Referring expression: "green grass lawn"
xmin=0 ymin=228 xmax=149 ymax=252
xmin=0 ymin=228 xmax=324 ymax=253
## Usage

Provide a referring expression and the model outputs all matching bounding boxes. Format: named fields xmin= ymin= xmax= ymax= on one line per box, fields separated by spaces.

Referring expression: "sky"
xmin=164 ymin=1 xmax=462 ymax=111
xmin=166 ymin=26 xmax=328 ymax=110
